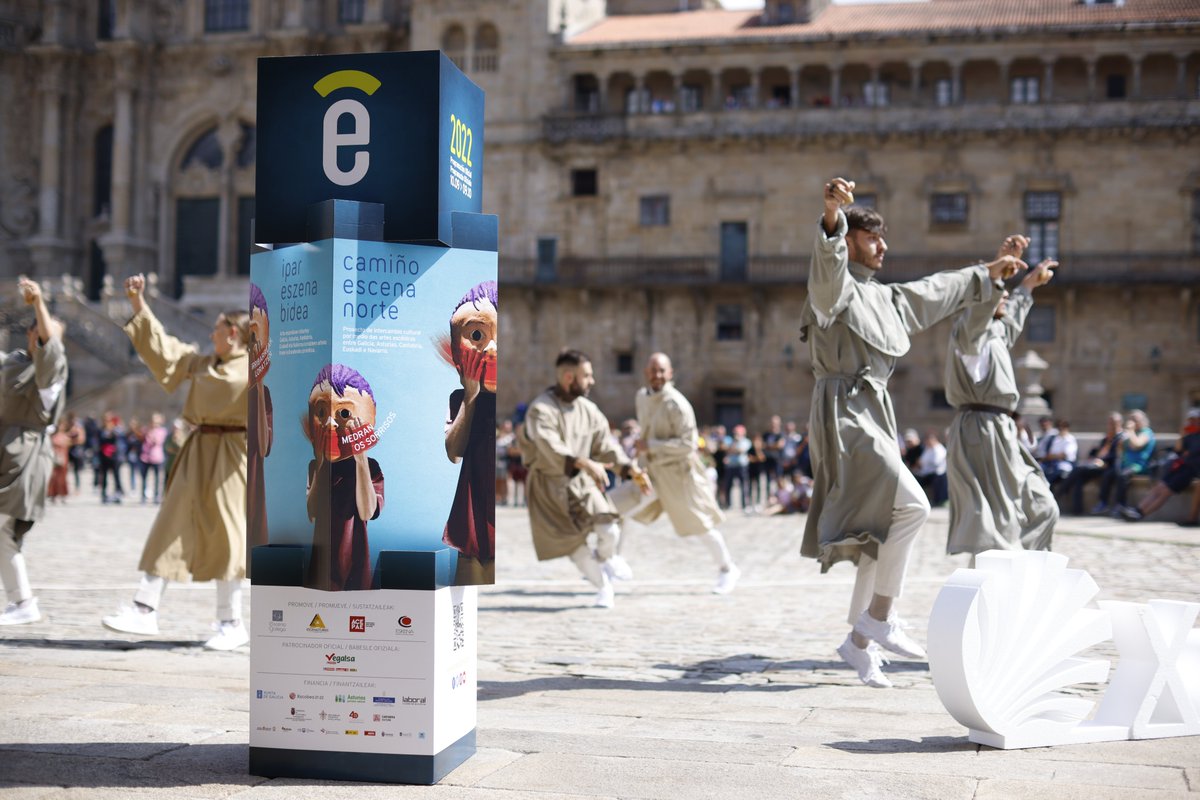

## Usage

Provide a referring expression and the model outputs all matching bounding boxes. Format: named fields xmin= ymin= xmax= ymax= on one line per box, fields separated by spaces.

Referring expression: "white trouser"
xmin=847 ymin=468 xmax=930 ymax=626
xmin=0 ymin=515 xmax=31 ymax=605
xmin=567 ymin=520 xmax=622 ymax=588
xmin=133 ymin=573 xmax=244 ymax=622
xmin=699 ymin=529 xmax=734 ymax=571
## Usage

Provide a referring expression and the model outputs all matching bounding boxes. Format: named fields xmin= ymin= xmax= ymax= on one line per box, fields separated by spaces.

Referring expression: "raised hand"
xmin=996 ymin=234 xmax=1029 ymax=261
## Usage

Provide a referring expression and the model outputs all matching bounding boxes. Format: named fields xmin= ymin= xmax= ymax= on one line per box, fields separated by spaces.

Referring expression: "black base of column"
xmin=249 ymin=729 xmax=476 ymax=785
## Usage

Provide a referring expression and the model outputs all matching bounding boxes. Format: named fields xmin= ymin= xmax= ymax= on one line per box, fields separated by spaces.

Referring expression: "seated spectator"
xmin=763 ymin=473 xmax=813 ymax=515
xmin=1098 ymin=410 xmax=1156 ymax=515
xmin=901 ymin=428 xmax=923 ymax=472
xmin=1056 ymin=411 xmax=1122 ymax=515
xmin=1120 ymin=408 xmax=1200 ymax=524
xmin=1031 ymin=416 xmax=1056 ymax=460
xmin=1039 ymin=418 xmax=1077 ymax=488
xmin=914 ymin=429 xmax=948 ymax=507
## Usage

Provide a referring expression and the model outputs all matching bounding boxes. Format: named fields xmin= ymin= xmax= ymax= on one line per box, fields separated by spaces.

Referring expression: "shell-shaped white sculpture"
xmin=928 ymin=550 xmax=1114 ymax=748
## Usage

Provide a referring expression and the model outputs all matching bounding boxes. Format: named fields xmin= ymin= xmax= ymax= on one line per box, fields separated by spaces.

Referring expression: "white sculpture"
xmin=928 ymin=550 xmax=1200 ymax=749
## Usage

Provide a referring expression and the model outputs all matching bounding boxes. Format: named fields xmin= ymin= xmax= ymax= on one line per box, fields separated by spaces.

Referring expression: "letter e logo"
xmin=313 ymin=70 xmax=382 ymax=187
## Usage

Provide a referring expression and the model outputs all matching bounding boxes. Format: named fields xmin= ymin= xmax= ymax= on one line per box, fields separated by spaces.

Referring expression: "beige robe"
xmin=632 ymin=382 xmax=724 ymax=536
xmin=520 ymin=388 xmax=628 ymax=560
xmin=799 ymin=210 xmax=994 ymax=571
xmin=945 ymin=287 xmax=1057 ymax=555
xmin=126 ymin=307 xmax=248 ymax=582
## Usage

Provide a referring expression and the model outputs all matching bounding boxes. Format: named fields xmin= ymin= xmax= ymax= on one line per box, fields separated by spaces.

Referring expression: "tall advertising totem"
xmin=247 ymin=51 xmax=495 ymax=784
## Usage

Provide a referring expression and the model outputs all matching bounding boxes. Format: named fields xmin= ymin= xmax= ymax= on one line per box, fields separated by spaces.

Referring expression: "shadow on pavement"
xmin=0 ymin=742 xmax=262 ymax=789
xmin=0 ymin=638 xmax=204 ymax=651
xmin=826 ymin=736 xmax=976 ymax=754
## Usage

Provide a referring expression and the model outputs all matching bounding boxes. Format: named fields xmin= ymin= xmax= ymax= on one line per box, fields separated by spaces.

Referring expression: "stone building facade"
xmin=0 ymin=0 xmax=1198 ymax=432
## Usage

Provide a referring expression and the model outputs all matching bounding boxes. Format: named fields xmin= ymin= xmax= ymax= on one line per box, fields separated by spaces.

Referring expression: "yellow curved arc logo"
xmin=313 ymin=70 xmax=382 ymax=97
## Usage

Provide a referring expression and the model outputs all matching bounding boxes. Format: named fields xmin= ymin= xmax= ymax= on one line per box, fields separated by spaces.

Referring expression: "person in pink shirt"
xmin=139 ymin=413 xmax=167 ymax=503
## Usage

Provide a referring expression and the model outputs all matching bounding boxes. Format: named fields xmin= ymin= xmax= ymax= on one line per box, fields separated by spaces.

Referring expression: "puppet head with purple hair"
xmin=305 ymin=363 xmax=378 ymax=461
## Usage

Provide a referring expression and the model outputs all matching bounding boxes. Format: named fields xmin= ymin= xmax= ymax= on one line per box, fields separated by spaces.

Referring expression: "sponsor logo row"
xmin=267 ymin=609 xmax=416 ymax=636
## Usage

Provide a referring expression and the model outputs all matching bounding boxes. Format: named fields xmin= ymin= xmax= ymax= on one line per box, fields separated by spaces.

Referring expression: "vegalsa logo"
xmin=308 ymin=614 xmax=326 ymax=630
xmin=314 ymin=70 xmax=381 ymax=187
xmin=326 ymin=653 xmax=356 ymax=664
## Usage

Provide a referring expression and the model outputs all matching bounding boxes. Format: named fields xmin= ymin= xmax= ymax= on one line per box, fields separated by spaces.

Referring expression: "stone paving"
xmin=0 ymin=480 xmax=1197 ymax=799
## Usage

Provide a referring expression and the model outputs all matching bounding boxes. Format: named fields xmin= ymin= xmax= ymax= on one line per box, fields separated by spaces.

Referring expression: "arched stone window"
xmin=169 ymin=121 xmax=256 ymax=297
xmin=473 ymin=23 xmax=499 ymax=73
xmin=442 ymin=25 xmax=467 ymax=71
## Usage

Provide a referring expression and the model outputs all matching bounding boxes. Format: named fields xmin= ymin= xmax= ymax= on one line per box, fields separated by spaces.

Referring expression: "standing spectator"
xmin=140 ymin=413 xmax=167 ymax=503
xmin=96 ymin=412 xmax=126 ymax=504
xmin=101 ymin=274 xmax=251 ymax=650
xmin=709 ymin=424 xmax=728 ymax=505
xmin=780 ymin=420 xmax=803 ymax=475
xmin=495 ymin=419 xmax=515 ymax=506
xmin=914 ymin=429 xmax=948 ymax=507
xmin=0 ymin=278 xmax=68 ymax=626
xmin=1013 ymin=412 xmax=1035 ymax=450
xmin=1057 ymin=412 xmax=1123 ymax=515
xmin=761 ymin=415 xmax=785 ymax=494
xmin=124 ymin=418 xmax=143 ymax=500
xmin=722 ymin=425 xmax=753 ymax=512
xmin=163 ymin=418 xmax=189 ymax=479
xmin=506 ymin=421 xmax=527 ymax=507
xmin=47 ymin=424 xmax=71 ymax=504
xmin=63 ymin=413 xmax=87 ymax=492
xmin=1098 ymin=410 xmax=1156 ymax=516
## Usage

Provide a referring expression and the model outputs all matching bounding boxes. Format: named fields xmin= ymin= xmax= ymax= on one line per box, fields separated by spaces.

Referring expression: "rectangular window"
xmin=863 ymin=81 xmax=890 ymax=107
xmin=853 ymin=193 xmax=877 ymax=210
xmin=716 ymin=304 xmax=743 ymax=341
xmin=97 ymin=0 xmax=116 ymax=40
xmin=571 ymin=169 xmax=597 ymax=197
xmin=727 ymin=85 xmax=752 ymax=109
xmin=175 ymin=198 xmax=219 ymax=296
xmin=536 ymin=237 xmax=557 ymax=282
xmin=1011 ymin=76 xmax=1039 ymax=104
xmin=204 ymin=0 xmax=249 ymax=33
xmin=777 ymin=2 xmax=795 ymax=23
xmin=929 ymin=389 xmax=953 ymax=410
xmin=616 ymin=352 xmax=633 ymax=375
xmin=1025 ymin=191 xmax=1061 ymax=264
xmin=1106 ymin=74 xmax=1127 ymax=99
xmin=930 ymin=192 xmax=969 ymax=225
xmin=1193 ymin=190 xmax=1200 ymax=253
xmin=1026 ymin=306 xmax=1056 ymax=343
xmin=338 ymin=0 xmax=365 ymax=24
xmin=681 ymin=85 xmax=704 ymax=113
xmin=237 ymin=196 xmax=255 ymax=275
xmin=639 ymin=195 xmax=670 ymax=227
xmin=934 ymin=78 xmax=953 ymax=107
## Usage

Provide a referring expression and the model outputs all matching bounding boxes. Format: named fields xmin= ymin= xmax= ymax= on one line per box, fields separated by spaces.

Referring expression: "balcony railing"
xmin=501 ymin=252 xmax=1200 ymax=287
xmin=543 ymin=99 xmax=1199 ymax=144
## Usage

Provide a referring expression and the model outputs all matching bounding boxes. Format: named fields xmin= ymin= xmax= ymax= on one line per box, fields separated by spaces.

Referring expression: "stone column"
xmin=748 ymin=69 xmax=760 ymax=109
xmin=673 ymin=71 xmax=686 ymax=114
xmin=215 ymin=120 xmax=244 ymax=278
xmin=632 ymin=74 xmax=645 ymax=114
xmin=829 ymin=63 xmax=841 ymax=108
xmin=908 ymin=60 xmax=922 ymax=107
xmin=998 ymin=59 xmax=1011 ymax=104
xmin=27 ymin=52 xmax=74 ymax=276
xmin=1042 ymin=58 xmax=1055 ymax=103
xmin=1174 ymin=53 xmax=1188 ymax=100
xmin=868 ymin=64 xmax=880 ymax=106
xmin=790 ymin=66 xmax=801 ymax=108
xmin=950 ymin=61 xmax=963 ymax=105
xmin=1130 ymin=56 xmax=1142 ymax=100
xmin=710 ymin=69 xmax=721 ymax=111
xmin=1085 ymin=57 xmax=1097 ymax=101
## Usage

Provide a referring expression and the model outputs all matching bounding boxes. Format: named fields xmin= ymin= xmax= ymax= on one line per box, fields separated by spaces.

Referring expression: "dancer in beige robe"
xmin=946 ymin=237 xmax=1058 ymax=557
xmin=102 ymin=274 xmax=250 ymax=650
xmin=521 ymin=350 xmax=649 ymax=608
xmin=633 ymin=353 xmax=739 ymax=594
xmin=799 ymin=177 xmax=1022 ymax=687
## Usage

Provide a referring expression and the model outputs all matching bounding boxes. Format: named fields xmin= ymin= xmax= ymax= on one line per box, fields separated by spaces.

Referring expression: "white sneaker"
xmin=0 ymin=598 xmax=40 ymax=626
xmin=204 ymin=620 xmax=250 ymax=651
xmin=713 ymin=564 xmax=741 ymax=595
xmin=853 ymin=610 xmax=927 ymax=660
xmin=603 ymin=554 xmax=633 ymax=581
xmin=102 ymin=605 xmax=159 ymax=636
xmin=837 ymin=634 xmax=892 ymax=689
xmin=593 ymin=583 xmax=615 ymax=609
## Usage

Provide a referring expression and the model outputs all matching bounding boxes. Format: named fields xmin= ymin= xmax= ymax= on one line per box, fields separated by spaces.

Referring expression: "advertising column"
xmin=248 ymin=51 xmax=494 ymax=784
